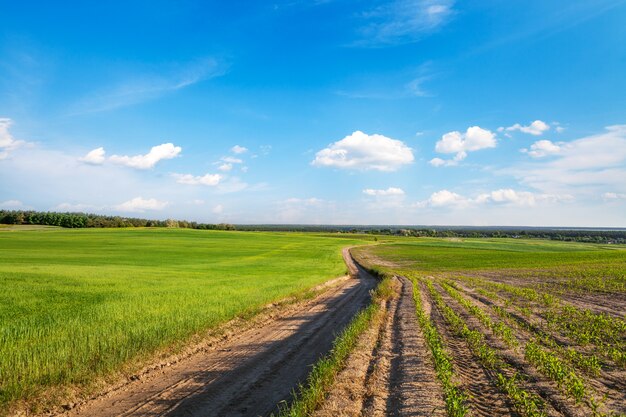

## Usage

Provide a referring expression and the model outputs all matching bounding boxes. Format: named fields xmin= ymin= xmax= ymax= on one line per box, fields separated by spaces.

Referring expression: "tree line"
xmin=2 ymin=209 xmax=624 ymax=244
xmin=0 ymin=210 xmax=235 ymax=230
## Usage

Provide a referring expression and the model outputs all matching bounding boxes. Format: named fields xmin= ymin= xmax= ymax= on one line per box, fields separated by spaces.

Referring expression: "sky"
xmin=1 ymin=0 xmax=626 ymax=226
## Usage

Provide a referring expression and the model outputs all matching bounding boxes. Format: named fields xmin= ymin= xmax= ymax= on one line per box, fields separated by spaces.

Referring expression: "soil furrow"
xmin=385 ymin=276 xmax=446 ymax=417
xmin=434 ymin=282 xmax=584 ymax=417
xmin=421 ymin=280 xmax=516 ymax=417
xmin=453 ymin=281 xmax=626 ymax=415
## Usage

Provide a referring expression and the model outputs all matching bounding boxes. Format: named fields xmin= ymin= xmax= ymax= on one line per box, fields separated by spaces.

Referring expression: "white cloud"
xmin=416 ymin=189 xmax=468 ymax=208
xmin=312 ymin=131 xmax=414 ymax=171
xmin=429 ymin=151 xmax=466 ymax=167
xmin=474 ymin=189 xmax=571 ymax=206
xmin=212 ymin=204 xmax=224 ymax=214
xmin=602 ymin=192 xmax=626 ymax=200
xmin=416 ymin=188 xmax=571 ymax=209
xmin=79 ymin=147 xmax=106 ymax=164
xmin=114 ymin=197 xmax=168 ymax=213
xmin=172 ymin=173 xmax=222 ymax=186
xmin=501 ymin=120 xmax=550 ymax=136
xmin=522 ymin=139 xmax=562 ymax=158
xmin=508 ymin=125 xmax=626 ymax=196
xmin=435 ymin=127 xmax=496 ymax=153
xmin=0 ymin=118 xmax=27 ymax=159
xmin=218 ymin=163 xmax=233 ymax=172
xmin=231 ymin=145 xmax=248 ymax=154
xmin=431 ymin=126 xmax=495 ymax=166
xmin=221 ymin=156 xmax=243 ymax=164
xmin=363 ymin=187 xmax=405 ymax=196
xmin=0 ymin=199 xmax=24 ymax=209
xmin=357 ymin=0 xmax=455 ymax=46
xmin=110 ymin=143 xmax=181 ymax=169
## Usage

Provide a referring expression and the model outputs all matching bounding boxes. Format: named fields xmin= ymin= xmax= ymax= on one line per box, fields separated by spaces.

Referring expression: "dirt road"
xmin=64 ymin=249 xmax=376 ymax=417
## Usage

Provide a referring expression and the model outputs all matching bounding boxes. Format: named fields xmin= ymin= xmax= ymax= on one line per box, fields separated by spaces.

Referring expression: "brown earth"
xmin=314 ymin=275 xmax=447 ymax=417
xmin=454 ymin=280 xmax=626 ymax=415
xmin=420 ymin=280 xmax=518 ymax=417
xmin=59 ymin=249 xmax=376 ymax=417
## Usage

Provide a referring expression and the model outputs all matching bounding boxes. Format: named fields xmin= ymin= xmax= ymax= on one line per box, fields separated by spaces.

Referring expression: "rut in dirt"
xmin=64 ymin=250 xmax=376 ymax=417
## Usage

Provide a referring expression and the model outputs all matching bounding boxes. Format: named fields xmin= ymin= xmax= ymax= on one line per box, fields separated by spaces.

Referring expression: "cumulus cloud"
xmin=357 ymin=0 xmax=455 ymax=46
xmin=521 ymin=140 xmax=562 ymax=158
xmin=109 ymin=143 xmax=181 ymax=169
xmin=231 ymin=145 xmax=248 ymax=154
xmin=79 ymin=147 xmax=106 ymax=164
xmin=312 ymin=131 xmax=414 ymax=171
xmin=114 ymin=197 xmax=168 ymax=212
xmin=430 ymin=126 xmax=495 ymax=166
xmin=0 ymin=118 xmax=27 ymax=159
xmin=435 ymin=127 xmax=496 ymax=153
xmin=172 ymin=173 xmax=222 ymax=186
xmin=415 ymin=189 xmax=468 ymax=208
xmin=363 ymin=187 xmax=405 ymax=196
xmin=416 ymin=188 xmax=570 ymax=209
xmin=218 ymin=163 xmax=233 ymax=172
xmin=212 ymin=204 xmax=224 ymax=214
xmin=500 ymin=120 xmax=550 ymax=136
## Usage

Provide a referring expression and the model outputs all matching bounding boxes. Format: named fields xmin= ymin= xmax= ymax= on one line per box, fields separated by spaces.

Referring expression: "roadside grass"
xmin=277 ymin=276 xmax=394 ymax=417
xmin=0 ymin=228 xmax=377 ymax=413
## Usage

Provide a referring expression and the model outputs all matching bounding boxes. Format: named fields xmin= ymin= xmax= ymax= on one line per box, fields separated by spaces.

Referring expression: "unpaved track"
xmin=64 ymin=249 xmax=376 ymax=417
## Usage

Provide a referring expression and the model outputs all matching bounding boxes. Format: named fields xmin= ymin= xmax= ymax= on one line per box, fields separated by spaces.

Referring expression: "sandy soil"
xmin=315 ymin=275 xmax=447 ymax=417
xmin=60 ymin=249 xmax=376 ymax=417
xmin=455 ymin=281 xmax=626 ymax=415
xmin=422 ymin=280 xmax=518 ymax=417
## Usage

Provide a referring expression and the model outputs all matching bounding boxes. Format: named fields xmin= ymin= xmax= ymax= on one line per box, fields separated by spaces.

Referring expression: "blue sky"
xmin=1 ymin=0 xmax=625 ymax=226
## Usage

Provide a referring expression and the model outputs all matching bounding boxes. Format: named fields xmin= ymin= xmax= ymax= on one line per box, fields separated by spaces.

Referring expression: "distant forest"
xmin=1 ymin=209 xmax=625 ymax=244
xmin=0 ymin=210 xmax=235 ymax=230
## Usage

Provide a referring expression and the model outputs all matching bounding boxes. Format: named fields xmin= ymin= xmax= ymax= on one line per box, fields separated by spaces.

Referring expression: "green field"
xmin=0 ymin=227 xmax=375 ymax=411
xmin=353 ymin=238 xmax=626 ymax=417
xmin=353 ymin=238 xmax=626 ymax=292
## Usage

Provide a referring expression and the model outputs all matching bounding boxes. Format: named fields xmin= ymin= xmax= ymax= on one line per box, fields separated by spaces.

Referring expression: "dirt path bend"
xmin=63 ymin=250 xmax=376 ymax=417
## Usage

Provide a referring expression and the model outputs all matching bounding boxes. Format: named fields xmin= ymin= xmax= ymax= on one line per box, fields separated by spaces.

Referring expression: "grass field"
xmin=0 ymin=227 xmax=375 ymax=412
xmin=353 ymin=238 xmax=626 ymax=416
